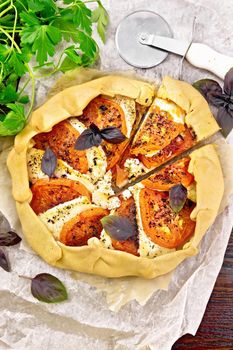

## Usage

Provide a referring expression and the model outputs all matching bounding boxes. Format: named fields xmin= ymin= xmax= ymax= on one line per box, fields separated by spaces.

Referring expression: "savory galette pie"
xmin=7 ymin=75 xmax=224 ymax=278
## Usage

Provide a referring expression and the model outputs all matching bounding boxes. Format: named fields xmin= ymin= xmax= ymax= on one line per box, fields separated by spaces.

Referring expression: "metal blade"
xmin=139 ymin=33 xmax=190 ymax=56
xmin=113 ymin=132 xmax=220 ymax=196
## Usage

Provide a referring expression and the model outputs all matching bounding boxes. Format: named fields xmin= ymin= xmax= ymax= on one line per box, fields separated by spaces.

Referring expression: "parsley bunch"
xmin=0 ymin=0 xmax=108 ymax=136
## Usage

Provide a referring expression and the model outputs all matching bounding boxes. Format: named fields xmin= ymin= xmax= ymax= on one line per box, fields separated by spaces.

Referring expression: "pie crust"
xmin=7 ymin=75 xmax=224 ymax=278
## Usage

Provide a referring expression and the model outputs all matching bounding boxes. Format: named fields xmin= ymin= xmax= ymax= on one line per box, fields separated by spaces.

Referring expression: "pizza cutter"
xmin=115 ymin=10 xmax=233 ymax=79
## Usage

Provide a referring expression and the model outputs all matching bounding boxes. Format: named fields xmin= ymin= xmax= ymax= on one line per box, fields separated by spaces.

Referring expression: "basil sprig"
xmin=75 ymin=123 xmax=127 ymax=150
xmin=193 ymin=68 xmax=233 ymax=136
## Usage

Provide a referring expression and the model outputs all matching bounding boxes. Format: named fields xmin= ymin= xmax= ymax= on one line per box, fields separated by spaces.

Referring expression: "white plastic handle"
xmin=186 ymin=43 xmax=233 ymax=80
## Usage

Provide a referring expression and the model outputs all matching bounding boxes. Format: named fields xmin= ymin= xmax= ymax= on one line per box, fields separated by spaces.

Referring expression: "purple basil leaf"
xmin=89 ymin=123 xmax=101 ymax=134
xmin=169 ymin=184 xmax=187 ymax=213
xmin=101 ymin=215 xmax=136 ymax=241
xmin=193 ymin=79 xmax=225 ymax=107
xmin=217 ymin=106 xmax=233 ymax=137
xmin=0 ymin=231 xmax=21 ymax=246
xmin=74 ymin=128 xmax=102 ymax=150
xmin=0 ymin=211 xmax=11 ymax=233
xmin=31 ymin=273 xmax=68 ymax=303
xmin=224 ymin=67 xmax=233 ymax=96
xmin=41 ymin=147 xmax=57 ymax=177
xmin=206 ymin=91 xmax=227 ymax=107
xmin=101 ymin=126 xmax=127 ymax=144
xmin=0 ymin=248 xmax=10 ymax=272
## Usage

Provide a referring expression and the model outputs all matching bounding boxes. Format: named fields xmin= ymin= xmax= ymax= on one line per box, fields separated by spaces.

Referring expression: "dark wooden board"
xmin=173 ymin=231 xmax=233 ymax=349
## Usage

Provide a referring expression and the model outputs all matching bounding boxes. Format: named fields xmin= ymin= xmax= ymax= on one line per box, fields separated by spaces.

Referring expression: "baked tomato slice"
xmin=33 ymin=120 xmax=88 ymax=173
xmin=60 ymin=208 xmax=109 ymax=246
xmin=130 ymin=107 xmax=185 ymax=156
xmin=30 ymin=178 xmax=91 ymax=214
xmin=139 ymin=188 xmax=196 ymax=249
xmin=79 ymin=96 xmax=129 ymax=170
xmin=142 ymin=158 xmax=194 ymax=191
xmin=139 ymin=127 xmax=195 ymax=169
xmin=111 ymin=196 xmax=139 ymax=256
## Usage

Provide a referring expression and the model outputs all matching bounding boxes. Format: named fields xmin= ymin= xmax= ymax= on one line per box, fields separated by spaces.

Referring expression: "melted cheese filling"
xmin=153 ymin=97 xmax=185 ymax=124
xmin=39 ymin=197 xmax=95 ymax=240
xmin=132 ymin=185 xmax=175 ymax=258
xmin=114 ymin=95 xmax=136 ymax=138
xmin=92 ymin=171 xmax=121 ymax=210
xmin=27 ymin=148 xmax=94 ymax=192
xmin=69 ymin=118 xmax=107 ymax=183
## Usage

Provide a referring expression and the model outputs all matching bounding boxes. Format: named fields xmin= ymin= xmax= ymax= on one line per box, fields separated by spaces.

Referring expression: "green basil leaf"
xmin=0 ymin=248 xmax=10 ymax=272
xmin=169 ymin=184 xmax=187 ymax=213
xmin=101 ymin=215 xmax=136 ymax=241
xmin=41 ymin=147 xmax=57 ymax=177
xmin=0 ymin=231 xmax=22 ymax=246
xmin=31 ymin=273 xmax=68 ymax=303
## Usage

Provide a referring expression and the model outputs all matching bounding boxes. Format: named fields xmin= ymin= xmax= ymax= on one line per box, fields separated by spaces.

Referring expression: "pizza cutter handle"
xmin=186 ymin=43 xmax=233 ymax=80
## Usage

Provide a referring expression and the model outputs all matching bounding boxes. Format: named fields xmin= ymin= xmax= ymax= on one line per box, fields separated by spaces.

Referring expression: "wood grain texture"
xmin=173 ymin=231 xmax=233 ymax=349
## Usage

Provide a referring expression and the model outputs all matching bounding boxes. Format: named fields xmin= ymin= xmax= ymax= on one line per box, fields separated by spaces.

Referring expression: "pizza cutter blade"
xmin=115 ymin=10 xmax=173 ymax=68
xmin=116 ymin=10 xmax=233 ymax=79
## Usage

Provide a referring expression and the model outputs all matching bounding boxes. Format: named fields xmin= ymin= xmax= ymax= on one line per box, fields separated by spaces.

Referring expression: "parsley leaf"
xmin=0 ymin=104 xmax=26 ymax=136
xmin=21 ymin=25 xmax=62 ymax=65
xmin=91 ymin=1 xmax=109 ymax=43
xmin=0 ymin=0 xmax=108 ymax=136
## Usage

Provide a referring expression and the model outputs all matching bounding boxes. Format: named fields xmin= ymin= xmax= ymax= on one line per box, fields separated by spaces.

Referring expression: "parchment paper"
xmin=1 ymin=0 xmax=233 ymax=349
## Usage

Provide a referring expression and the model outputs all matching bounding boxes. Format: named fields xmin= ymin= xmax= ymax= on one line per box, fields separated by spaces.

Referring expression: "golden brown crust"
xmin=7 ymin=75 xmax=224 ymax=278
xmin=157 ymin=76 xmax=220 ymax=140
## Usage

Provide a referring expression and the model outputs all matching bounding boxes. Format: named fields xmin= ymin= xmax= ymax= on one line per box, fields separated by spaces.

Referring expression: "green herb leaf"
xmin=169 ymin=184 xmax=187 ymax=213
xmin=101 ymin=215 xmax=136 ymax=241
xmin=91 ymin=1 xmax=109 ymax=43
xmin=63 ymin=0 xmax=92 ymax=35
xmin=59 ymin=56 xmax=79 ymax=73
xmin=64 ymin=46 xmax=82 ymax=65
xmin=31 ymin=273 xmax=68 ymax=303
xmin=0 ymin=104 xmax=26 ymax=136
xmin=21 ymin=25 xmax=62 ymax=65
xmin=0 ymin=248 xmax=10 ymax=272
xmin=77 ymin=30 xmax=99 ymax=61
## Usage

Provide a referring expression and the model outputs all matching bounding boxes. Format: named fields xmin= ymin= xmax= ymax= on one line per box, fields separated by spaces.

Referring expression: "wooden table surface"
xmin=173 ymin=231 xmax=233 ymax=349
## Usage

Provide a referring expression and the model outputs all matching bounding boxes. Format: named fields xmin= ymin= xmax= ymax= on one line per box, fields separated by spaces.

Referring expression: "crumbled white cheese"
xmin=122 ymin=189 xmax=132 ymax=200
xmin=132 ymin=186 xmax=175 ymax=258
xmin=69 ymin=118 xmax=107 ymax=183
xmin=100 ymin=229 xmax=113 ymax=249
xmin=92 ymin=171 xmax=121 ymax=210
xmin=124 ymin=158 xmax=147 ymax=179
xmin=153 ymin=97 xmax=185 ymax=124
xmin=39 ymin=197 xmax=93 ymax=240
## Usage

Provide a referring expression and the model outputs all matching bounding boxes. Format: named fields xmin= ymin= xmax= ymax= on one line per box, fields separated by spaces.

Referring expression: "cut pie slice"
xmin=100 ymin=155 xmax=196 ymax=258
xmin=115 ymin=76 xmax=220 ymax=187
xmin=78 ymin=95 xmax=145 ymax=170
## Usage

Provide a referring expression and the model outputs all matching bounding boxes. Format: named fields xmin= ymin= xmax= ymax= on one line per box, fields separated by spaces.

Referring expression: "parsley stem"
xmin=0 ymin=0 xmax=11 ymax=10
xmin=0 ymin=3 xmax=12 ymax=17
xmin=0 ymin=27 xmax=21 ymax=53
xmin=18 ymin=77 xmax=31 ymax=97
